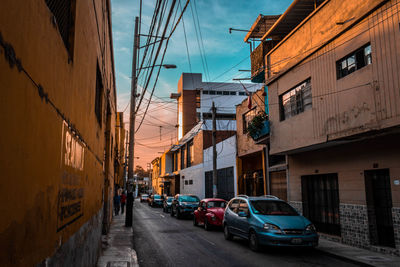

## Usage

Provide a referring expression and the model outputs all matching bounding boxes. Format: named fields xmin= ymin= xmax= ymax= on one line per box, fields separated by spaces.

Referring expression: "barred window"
xmin=337 ymin=44 xmax=371 ymax=79
xmin=45 ymin=0 xmax=76 ymax=56
xmin=280 ymin=79 xmax=312 ymax=121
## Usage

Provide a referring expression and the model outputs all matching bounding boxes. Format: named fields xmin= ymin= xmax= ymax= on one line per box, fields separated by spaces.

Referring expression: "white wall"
xmin=179 ymin=164 xmax=204 ymax=198
xmin=203 ymin=135 xmax=238 ymax=197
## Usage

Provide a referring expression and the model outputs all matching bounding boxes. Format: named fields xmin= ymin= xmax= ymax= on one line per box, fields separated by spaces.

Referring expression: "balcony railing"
xmin=247 ymin=112 xmax=270 ymax=141
xmin=250 ymin=40 xmax=278 ymax=83
xmin=249 ymin=120 xmax=270 ymax=140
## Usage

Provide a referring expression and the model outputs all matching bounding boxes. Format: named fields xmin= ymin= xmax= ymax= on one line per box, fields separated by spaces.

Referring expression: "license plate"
xmin=291 ymin=238 xmax=302 ymax=244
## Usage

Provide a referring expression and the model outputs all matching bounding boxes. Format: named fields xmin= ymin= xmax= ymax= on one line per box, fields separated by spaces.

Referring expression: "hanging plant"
xmin=247 ymin=111 xmax=268 ymax=138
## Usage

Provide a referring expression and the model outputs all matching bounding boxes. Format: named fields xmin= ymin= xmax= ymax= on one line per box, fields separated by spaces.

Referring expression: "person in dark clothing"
xmin=120 ymin=192 xmax=127 ymax=214
xmin=113 ymin=193 xmax=121 ymax=216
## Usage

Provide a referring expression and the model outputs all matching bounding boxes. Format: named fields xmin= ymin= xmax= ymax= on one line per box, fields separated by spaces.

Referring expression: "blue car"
xmin=223 ymin=195 xmax=318 ymax=251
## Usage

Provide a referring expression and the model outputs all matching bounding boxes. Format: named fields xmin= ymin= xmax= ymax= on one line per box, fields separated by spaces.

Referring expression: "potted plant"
xmin=247 ymin=111 xmax=269 ymax=140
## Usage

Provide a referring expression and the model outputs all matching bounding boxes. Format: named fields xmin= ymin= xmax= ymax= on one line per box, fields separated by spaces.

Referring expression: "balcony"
xmin=250 ymin=40 xmax=277 ymax=83
xmin=247 ymin=112 xmax=270 ymax=141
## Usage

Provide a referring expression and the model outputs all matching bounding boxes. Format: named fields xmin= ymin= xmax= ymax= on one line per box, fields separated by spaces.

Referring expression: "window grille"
xmin=337 ymin=43 xmax=371 ymax=79
xmin=45 ymin=0 xmax=75 ymax=54
xmin=95 ymin=64 xmax=103 ymax=126
xmin=280 ymin=78 xmax=312 ymax=121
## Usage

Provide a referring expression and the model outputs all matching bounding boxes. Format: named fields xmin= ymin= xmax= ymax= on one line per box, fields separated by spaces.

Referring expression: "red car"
xmin=193 ymin=198 xmax=227 ymax=230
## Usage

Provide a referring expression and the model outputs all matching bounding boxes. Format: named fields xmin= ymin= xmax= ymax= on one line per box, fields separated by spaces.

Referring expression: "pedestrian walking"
xmin=113 ymin=193 xmax=121 ymax=216
xmin=121 ymin=191 xmax=127 ymax=214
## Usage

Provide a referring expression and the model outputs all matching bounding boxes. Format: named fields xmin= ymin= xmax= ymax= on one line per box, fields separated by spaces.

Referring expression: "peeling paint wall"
xmin=0 ymin=0 xmax=116 ymax=266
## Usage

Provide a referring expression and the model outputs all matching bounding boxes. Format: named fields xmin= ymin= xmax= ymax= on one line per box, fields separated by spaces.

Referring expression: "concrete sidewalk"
xmin=317 ymin=238 xmax=400 ymax=267
xmin=97 ymin=214 xmax=138 ymax=267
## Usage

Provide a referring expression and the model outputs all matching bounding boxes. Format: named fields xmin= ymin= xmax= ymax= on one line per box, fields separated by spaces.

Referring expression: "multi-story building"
xmin=258 ymin=0 xmax=400 ymax=255
xmin=0 ymin=0 xmax=117 ymax=265
xmin=152 ymin=73 xmax=260 ymax=199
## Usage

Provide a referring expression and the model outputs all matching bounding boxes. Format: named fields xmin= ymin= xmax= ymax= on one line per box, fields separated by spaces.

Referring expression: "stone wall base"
xmin=36 ymin=208 xmax=103 ymax=267
xmin=290 ymin=201 xmax=400 ymax=256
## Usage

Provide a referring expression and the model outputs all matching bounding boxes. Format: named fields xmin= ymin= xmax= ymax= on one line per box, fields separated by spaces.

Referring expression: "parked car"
xmin=193 ymin=198 xmax=227 ymax=231
xmin=149 ymin=194 xmax=163 ymax=207
xmin=140 ymin=194 xmax=149 ymax=202
xmin=223 ymin=195 xmax=319 ymax=251
xmin=170 ymin=194 xmax=200 ymax=219
xmin=163 ymin=196 xmax=174 ymax=213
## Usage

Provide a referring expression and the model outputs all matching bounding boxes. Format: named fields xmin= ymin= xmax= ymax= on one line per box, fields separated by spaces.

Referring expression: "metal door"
xmin=365 ymin=169 xmax=395 ymax=247
xmin=301 ymin=173 xmax=341 ymax=236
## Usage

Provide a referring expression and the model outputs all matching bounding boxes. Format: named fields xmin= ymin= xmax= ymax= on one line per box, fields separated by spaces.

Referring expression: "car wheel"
xmin=204 ymin=219 xmax=211 ymax=231
xmin=193 ymin=216 xmax=198 ymax=226
xmin=249 ymin=231 xmax=259 ymax=252
xmin=224 ymin=224 xmax=233 ymax=240
xmin=176 ymin=208 xmax=181 ymax=219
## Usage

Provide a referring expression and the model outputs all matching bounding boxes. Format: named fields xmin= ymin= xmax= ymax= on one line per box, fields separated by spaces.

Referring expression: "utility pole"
xmin=126 ymin=16 xmax=139 ymax=227
xmin=212 ymin=101 xmax=218 ymax=198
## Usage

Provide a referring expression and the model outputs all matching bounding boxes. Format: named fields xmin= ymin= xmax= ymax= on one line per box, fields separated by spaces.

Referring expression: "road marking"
xmin=160 ymin=214 xmax=165 ymax=218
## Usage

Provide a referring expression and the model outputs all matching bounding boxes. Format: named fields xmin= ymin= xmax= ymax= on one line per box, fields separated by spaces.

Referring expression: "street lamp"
xmin=141 ymin=64 xmax=177 ymax=70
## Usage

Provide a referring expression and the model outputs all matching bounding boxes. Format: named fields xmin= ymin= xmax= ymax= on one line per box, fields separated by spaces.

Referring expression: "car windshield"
xmin=166 ymin=197 xmax=173 ymax=202
xmin=250 ymin=200 xmax=298 ymax=216
xmin=154 ymin=195 xmax=161 ymax=199
xmin=179 ymin=195 xmax=199 ymax=202
xmin=207 ymin=201 xmax=226 ymax=208
xmin=142 ymin=194 xmax=148 ymax=197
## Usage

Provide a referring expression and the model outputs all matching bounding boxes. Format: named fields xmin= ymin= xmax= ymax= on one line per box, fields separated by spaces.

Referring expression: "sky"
xmin=111 ymin=0 xmax=293 ymax=168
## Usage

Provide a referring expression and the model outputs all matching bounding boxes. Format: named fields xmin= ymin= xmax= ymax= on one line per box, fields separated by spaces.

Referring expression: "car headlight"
xmin=210 ymin=214 xmax=216 ymax=221
xmin=305 ymin=224 xmax=316 ymax=232
xmin=263 ymin=223 xmax=282 ymax=233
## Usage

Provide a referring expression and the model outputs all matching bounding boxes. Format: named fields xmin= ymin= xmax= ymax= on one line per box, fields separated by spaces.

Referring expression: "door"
xmin=301 ymin=173 xmax=341 ymax=236
xmin=236 ymin=200 xmax=250 ymax=238
xmin=365 ymin=169 xmax=395 ymax=247
xmin=175 ymin=175 xmax=180 ymax=194
xmin=205 ymin=171 xmax=213 ymax=198
xmin=270 ymin=171 xmax=287 ymax=201
xmin=217 ymin=167 xmax=235 ymax=200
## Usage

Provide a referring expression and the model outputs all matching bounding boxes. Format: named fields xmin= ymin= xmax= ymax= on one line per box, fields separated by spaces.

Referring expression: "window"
xmin=95 ymin=64 xmax=103 ymax=126
xmin=238 ymin=92 xmax=246 ymax=96
xmin=279 ymin=78 xmax=312 ymax=121
xmin=185 ymin=180 xmax=189 ymax=185
xmin=189 ymin=180 xmax=193 ymax=185
xmin=242 ymin=108 xmax=257 ymax=133
xmin=187 ymin=141 xmax=193 ymax=167
xmin=223 ymin=91 xmax=230 ymax=95
xmin=195 ymin=90 xmax=201 ymax=108
xmin=229 ymin=199 xmax=240 ymax=213
xmin=203 ymin=90 xmax=209 ymax=94
xmin=45 ymin=0 xmax=76 ymax=57
xmin=180 ymin=147 xmax=185 ymax=169
xmin=337 ymin=44 xmax=372 ymax=79
xmin=173 ymin=152 xmax=178 ymax=171
xmin=216 ymin=91 xmax=223 ymax=95
xmin=209 ymin=91 xmax=216 ymax=95
xmin=238 ymin=200 xmax=249 ymax=214
xmin=229 ymin=91 xmax=236 ymax=95
xmin=203 ymin=113 xmax=236 ymax=120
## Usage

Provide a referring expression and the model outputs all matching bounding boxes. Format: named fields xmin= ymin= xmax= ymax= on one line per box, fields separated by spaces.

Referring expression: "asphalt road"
xmin=132 ymin=201 xmax=357 ymax=267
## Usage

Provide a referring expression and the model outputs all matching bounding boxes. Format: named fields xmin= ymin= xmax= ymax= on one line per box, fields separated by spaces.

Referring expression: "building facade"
xmin=0 ymin=0 xmax=117 ymax=265
xmin=261 ymin=0 xmax=400 ymax=255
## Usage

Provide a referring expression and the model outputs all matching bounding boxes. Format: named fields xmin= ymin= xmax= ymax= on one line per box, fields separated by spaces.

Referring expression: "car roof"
xmin=234 ymin=195 xmax=285 ymax=202
xmin=202 ymin=198 xmax=227 ymax=202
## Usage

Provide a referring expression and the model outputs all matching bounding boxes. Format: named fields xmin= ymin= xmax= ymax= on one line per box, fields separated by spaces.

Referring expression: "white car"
xmin=140 ymin=194 xmax=149 ymax=202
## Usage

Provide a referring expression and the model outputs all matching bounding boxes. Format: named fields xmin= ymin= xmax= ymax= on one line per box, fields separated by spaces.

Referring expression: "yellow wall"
xmin=0 ymin=0 xmax=116 ymax=265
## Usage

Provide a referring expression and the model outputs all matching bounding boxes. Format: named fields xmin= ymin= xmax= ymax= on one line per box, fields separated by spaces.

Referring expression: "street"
xmin=132 ymin=202 xmax=357 ymax=267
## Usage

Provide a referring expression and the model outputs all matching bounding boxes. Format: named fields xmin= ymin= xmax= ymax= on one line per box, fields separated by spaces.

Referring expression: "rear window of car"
xmin=167 ymin=197 xmax=173 ymax=202
xmin=250 ymin=200 xmax=298 ymax=216
xmin=154 ymin=195 xmax=161 ymax=199
xmin=207 ymin=201 xmax=226 ymax=208
xmin=179 ymin=195 xmax=199 ymax=202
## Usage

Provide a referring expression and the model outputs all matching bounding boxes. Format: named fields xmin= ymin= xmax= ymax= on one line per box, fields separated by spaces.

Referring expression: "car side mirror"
xmin=238 ymin=211 xmax=249 ymax=217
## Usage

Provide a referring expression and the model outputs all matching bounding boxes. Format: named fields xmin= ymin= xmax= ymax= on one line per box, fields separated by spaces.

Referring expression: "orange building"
xmin=0 ymin=0 xmax=117 ymax=265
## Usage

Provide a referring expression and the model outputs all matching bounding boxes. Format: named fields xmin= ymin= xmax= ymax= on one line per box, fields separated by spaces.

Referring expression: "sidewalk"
xmin=317 ymin=238 xmax=400 ymax=267
xmin=97 ymin=214 xmax=139 ymax=267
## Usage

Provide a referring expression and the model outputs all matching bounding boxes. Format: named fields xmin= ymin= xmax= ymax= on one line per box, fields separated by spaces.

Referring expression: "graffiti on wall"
xmin=57 ymin=121 xmax=85 ymax=232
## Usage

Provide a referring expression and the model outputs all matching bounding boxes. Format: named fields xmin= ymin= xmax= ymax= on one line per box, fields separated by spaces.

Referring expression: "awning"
xmin=244 ymin=14 xmax=281 ymax=42
xmin=262 ymin=0 xmax=325 ymax=40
